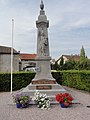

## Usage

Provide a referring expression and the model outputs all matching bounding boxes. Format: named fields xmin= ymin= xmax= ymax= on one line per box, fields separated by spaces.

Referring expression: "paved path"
xmin=0 ymin=87 xmax=90 ymax=120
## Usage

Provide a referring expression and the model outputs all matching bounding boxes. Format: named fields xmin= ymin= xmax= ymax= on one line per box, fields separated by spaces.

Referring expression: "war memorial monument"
xmin=21 ymin=0 xmax=66 ymax=103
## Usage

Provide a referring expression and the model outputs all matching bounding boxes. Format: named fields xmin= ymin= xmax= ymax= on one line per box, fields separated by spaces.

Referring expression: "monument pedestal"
xmin=32 ymin=56 xmax=56 ymax=82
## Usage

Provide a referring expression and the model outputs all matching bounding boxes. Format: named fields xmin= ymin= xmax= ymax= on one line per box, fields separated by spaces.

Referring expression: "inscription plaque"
xmin=36 ymin=85 xmax=52 ymax=90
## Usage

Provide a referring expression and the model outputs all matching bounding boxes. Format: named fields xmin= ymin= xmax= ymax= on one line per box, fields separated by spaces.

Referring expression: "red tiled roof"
xmin=62 ymin=55 xmax=80 ymax=61
xmin=71 ymin=55 xmax=80 ymax=61
xmin=57 ymin=54 xmax=80 ymax=62
xmin=20 ymin=53 xmax=37 ymax=60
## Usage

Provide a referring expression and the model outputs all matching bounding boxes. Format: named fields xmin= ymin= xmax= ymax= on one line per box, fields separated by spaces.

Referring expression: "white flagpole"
xmin=11 ymin=19 xmax=14 ymax=94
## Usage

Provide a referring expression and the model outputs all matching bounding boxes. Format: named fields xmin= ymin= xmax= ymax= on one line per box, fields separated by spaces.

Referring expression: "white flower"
xmin=41 ymin=98 xmax=45 ymax=101
xmin=32 ymin=91 xmax=50 ymax=109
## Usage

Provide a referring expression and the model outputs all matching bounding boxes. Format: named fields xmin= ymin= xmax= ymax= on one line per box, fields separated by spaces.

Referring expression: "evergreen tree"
xmin=80 ymin=46 xmax=85 ymax=63
xmin=79 ymin=46 xmax=87 ymax=69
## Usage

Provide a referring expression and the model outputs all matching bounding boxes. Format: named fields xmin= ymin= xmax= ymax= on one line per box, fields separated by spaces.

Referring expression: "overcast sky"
xmin=0 ymin=0 xmax=90 ymax=59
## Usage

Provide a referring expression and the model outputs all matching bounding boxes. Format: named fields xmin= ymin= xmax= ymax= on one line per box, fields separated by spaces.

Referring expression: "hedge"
xmin=0 ymin=72 xmax=35 ymax=92
xmin=0 ymin=70 xmax=90 ymax=92
xmin=61 ymin=70 xmax=90 ymax=92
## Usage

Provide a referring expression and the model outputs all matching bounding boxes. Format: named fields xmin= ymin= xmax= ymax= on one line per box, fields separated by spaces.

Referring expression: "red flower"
xmin=64 ymin=102 xmax=69 ymax=107
xmin=56 ymin=94 xmax=61 ymax=102
xmin=68 ymin=96 xmax=73 ymax=103
xmin=64 ymin=93 xmax=69 ymax=97
xmin=56 ymin=93 xmax=73 ymax=105
xmin=59 ymin=97 xmax=64 ymax=103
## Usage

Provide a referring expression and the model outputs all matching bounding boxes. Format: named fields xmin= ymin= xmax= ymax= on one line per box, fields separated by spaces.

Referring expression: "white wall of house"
xmin=0 ymin=54 xmax=19 ymax=72
xmin=63 ymin=56 xmax=68 ymax=63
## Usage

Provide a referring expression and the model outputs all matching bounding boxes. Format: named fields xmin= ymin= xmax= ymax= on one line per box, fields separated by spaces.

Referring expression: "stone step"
xmin=21 ymin=88 xmax=66 ymax=97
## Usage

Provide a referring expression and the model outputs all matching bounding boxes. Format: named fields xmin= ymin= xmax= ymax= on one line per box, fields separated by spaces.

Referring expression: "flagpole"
xmin=11 ymin=19 xmax=14 ymax=94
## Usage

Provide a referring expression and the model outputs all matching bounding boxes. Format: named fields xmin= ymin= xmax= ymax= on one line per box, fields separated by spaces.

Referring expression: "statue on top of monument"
xmin=40 ymin=0 xmax=44 ymax=10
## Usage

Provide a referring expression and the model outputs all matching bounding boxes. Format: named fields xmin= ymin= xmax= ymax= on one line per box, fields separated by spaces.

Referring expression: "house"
xmin=0 ymin=46 xmax=19 ymax=72
xmin=19 ymin=53 xmax=37 ymax=71
xmin=57 ymin=55 xmax=80 ymax=64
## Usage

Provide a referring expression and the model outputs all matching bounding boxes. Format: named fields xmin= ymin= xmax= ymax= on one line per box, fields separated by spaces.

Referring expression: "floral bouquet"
xmin=32 ymin=91 xmax=50 ymax=110
xmin=13 ymin=94 xmax=30 ymax=108
xmin=56 ymin=93 xmax=73 ymax=107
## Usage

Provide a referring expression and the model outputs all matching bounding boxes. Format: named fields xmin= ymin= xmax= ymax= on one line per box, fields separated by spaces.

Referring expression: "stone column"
xmin=32 ymin=0 xmax=55 ymax=84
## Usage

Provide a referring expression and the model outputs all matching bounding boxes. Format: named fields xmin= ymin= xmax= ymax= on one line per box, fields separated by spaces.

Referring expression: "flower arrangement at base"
xmin=32 ymin=91 xmax=50 ymax=110
xmin=56 ymin=93 xmax=73 ymax=108
xmin=13 ymin=94 xmax=30 ymax=108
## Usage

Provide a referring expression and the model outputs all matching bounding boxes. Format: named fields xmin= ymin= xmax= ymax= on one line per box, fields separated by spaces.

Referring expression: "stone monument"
xmin=32 ymin=0 xmax=56 ymax=84
xmin=21 ymin=0 xmax=66 ymax=103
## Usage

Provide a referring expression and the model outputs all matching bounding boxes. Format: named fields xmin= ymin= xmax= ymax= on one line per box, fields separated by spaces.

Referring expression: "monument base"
xmin=20 ymin=80 xmax=66 ymax=104
xmin=32 ymin=79 xmax=56 ymax=84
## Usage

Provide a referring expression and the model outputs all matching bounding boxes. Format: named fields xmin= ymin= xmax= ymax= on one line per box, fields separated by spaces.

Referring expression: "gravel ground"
xmin=0 ymin=87 xmax=90 ymax=120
